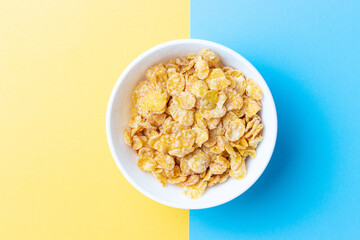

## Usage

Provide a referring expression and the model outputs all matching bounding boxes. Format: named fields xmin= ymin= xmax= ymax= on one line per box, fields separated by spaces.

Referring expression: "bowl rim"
xmin=106 ymin=39 xmax=278 ymax=209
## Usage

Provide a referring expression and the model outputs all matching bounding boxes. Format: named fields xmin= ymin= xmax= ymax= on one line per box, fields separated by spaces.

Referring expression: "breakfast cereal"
xmin=124 ymin=49 xmax=264 ymax=198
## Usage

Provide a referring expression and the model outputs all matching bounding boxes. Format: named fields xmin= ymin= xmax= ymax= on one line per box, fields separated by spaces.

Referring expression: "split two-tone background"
xmin=1 ymin=0 xmax=359 ymax=239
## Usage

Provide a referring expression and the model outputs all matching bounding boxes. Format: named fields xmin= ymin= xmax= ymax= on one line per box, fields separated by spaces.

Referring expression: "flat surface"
xmin=190 ymin=0 xmax=360 ymax=239
xmin=0 ymin=1 xmax=189 ymax=239
xmin=2 ymin=1 xmax=360 ymax=239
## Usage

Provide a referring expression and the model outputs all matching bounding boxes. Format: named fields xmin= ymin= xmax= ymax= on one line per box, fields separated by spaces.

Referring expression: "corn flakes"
xmin=192 ymin=124 xmax=209 ymax=147
xmin=225 ymin=119 xmax=245 ymax=142
xmin=132 ymin=135 xmax=143 ymax=150
xmin=137 ymin=157 xmax=157 ymax=172
xmin=178 ymin=174 xmax=200 ymax=187
xmin=201 ymin=89 xmax=219 ymax=109
xmin=147 ymin=113 xmax=167 ymax=127
xmin=188 ymin=79 xmax=208 ymax=98
xmin=205 ymin=68 xmax=231 ymax=90
xmin=124 ymin=49 xmax=264 ymax=198
xmin=124 ymin=129 xmax=132 ymax=146
xmin=243 ymin=97 xmax=261 ymax=117
xmin=246 ymin=78 xmax=263 ymax=100
xmin=186 ymin=149 xmax=210 ymax=174
xmin=138 ymin=90 xmax=168 ymax=113
xmin=195 ymin=56 xmax=210 ymax=79
xmin=154 ymin=151 xmax=175 ymax=171
xmin=199 ymin=48 xmax=220 ymax=68
xmin=167 ymin=72 xmax=185 ymax=96
xmin=166 ymin=100 xmax=194 ymax=127
xmin=174 ymin=91 xmax=196 ymax=110
xmin=184 ymin=179 xmax=207 ymax=199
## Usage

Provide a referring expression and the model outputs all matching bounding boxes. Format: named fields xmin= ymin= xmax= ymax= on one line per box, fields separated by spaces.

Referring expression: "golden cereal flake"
xmin=205 ymin=68 xmax=231 ymax=90
xmin=128 ymin=114 xmax=144 ymax=129
xmin=132 ymin=81 xmax=151 ymax=104
xmin=145 ymin=64 xmax=167 ymax=82
xmin=216 ymin=136 xmax=226 ymax=152
xmin=230 ymin=151 xmax=244 ymax=171
xmin=165 ymin=63 xmax=180 ymax=72
xmin=229 ymin=160 xmax=247 ymax=179
xmin=225 ymin=89 xmax=243 ymax=111
xmin=245 ymin=114 xmax=261 ymax=129
xmin=187 ymin=54 xmax=196 ymax=60
xmin=132 ymin=135 xmax=143 ymax=150
xmin=208 ymin=171 xmax=230 ymax=187
xmin=167 ymin=176 xmax=187 ymax=184
xmin=199 ymin=48 xmax=220 ymax=68
xmin=215 ymin=121 xmax=226 ymax=136
xmin=195 ymin=56 xmax=210 ymax=79
xmin=249 ymin=136 xmax=264 ymax=148
xmin=138 ymin=135 xmax=150 ymax=147
xmin=203 ymin=129 xmax=218 ymax=148
xmin=218 ymin=171 xmax=230 ymax=183
xmin=184 ymin=179 xmax=208 ymax=199
xmin=225 ymin=144 xmax=237 ymax=159
xmin=149 ymin=134 xmax=171 ymax=153
xmin=174 ymin=91 xmax=196 ymax=110
xmin=187 ymin=149 xmax=210 ymax=173
xmin=180 ymin=59 xmax=195 ymax=74
xmin=152 ymin=167 xmax=163 ymax=174
xmin=153 ymin=171 xmax=168 ymax=186
xmin=245 ymin=119 xmax=263 ymax=140
xmin=171 ymin=123 xmax=191 ymax=135
xmin=138 ymin=90 xmax=168 ymax=113
xmin=225 ymin=119 xmax=245 ymax=142
xmin=167 ymin=72 xmax=185 ymax=95
xmin=199 ymin=170 xmax=207 ymax=179
xmin=185 ymin=74 xmax=197 ymax=90
xmin=124 ymin=129 xmax=132 ymax=146
xmin=194 ymin=110 xmax=208 ymax=129
xmin=231 ymin=137 xmax=248 ymax=151
xmin=234 ymin=75 xmax=247 ymax=95
xmin=188 ymin=80 xmax=208 ymax=98
xmin=201 ymin=89 xmax=219 ymax=109
xmin=246 ymin=78 xmax=263 ymax=100
xmin=138 ymin=147 xmax=155 ymax=158
xmin=232 ymin=108 xmax=245 ymax=118
xmin=137 ymin=157 xmax=157 ymax=172
xmin=209 ymin=145 xmax=223 ymax=155
xmin=206 ymin=117 xmax=221 ymax=130
xmin=154 ymin=151 xmax=175 ymax=171
xmin=168 ymin=130 xmax=196 ymax=158
xmin=159 ymin=117 xmax=176 ymax=134
xmin=176 ymin=57 xmax=189 ymax=66
xmin=165 ymin=165 xmax=182 ymax=179
xmin=180 ymin=158 xmax=193 ymax=176
xmin=222 ymin=111 xmax=239 ymax=128
xmin=209 ymin=155 xmax=230 ymax=175
xmin=223 ymin=67 xmax=243 ymax=78
xmin=143 ymin=128 xmax=158 ymax=139
xmin=239 ymin=148 xmax=257 ymax=158
xmin=130 ymin=125 xmax=143 ymax=137
xmin=167 ymin=100 xmax=194 ymax=126
xmin=192 ymin=124 xmax=209 ymax=147
xmin=147 ymin=113 xmax=167 ymax=127
xmin=200 ymin=92 xmax=227 ymax=119
xmin=243 ymin=97 xmax=262 ymax=117
xmin=178 ymin=174 xmax=200 ymax=187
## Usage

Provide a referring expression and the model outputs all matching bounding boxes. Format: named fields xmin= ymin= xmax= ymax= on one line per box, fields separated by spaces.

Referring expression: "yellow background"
xmin=0 ymin=0 xmax=189 ymax=239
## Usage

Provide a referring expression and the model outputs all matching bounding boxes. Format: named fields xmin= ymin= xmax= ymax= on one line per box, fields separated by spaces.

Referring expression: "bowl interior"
xmin=107 ymin=40 xmax=277 ymax=209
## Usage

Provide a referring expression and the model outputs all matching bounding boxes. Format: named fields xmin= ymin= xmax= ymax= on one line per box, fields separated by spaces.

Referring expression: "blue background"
xmin=190 ymin=0 xmax=360 ymax=239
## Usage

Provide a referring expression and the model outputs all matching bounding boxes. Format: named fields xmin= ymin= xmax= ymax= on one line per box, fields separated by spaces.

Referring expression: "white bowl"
xmin=106 ymin=39 xmax=277 ymax=209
